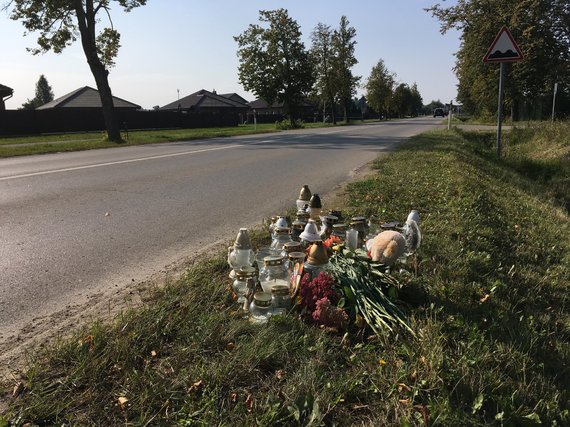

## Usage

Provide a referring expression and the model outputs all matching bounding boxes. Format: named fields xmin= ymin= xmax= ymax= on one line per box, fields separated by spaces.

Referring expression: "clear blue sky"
xmin=0 ymin=0 xmax=461 ymax=109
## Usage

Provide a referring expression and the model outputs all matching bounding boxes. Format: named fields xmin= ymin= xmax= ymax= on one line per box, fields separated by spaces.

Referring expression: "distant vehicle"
xmin=433 ymin=108 xmax=445 ymax=118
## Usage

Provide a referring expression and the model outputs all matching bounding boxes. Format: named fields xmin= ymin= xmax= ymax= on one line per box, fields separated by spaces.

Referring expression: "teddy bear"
xmin=368 ymin=230 xmax=406 ymax=265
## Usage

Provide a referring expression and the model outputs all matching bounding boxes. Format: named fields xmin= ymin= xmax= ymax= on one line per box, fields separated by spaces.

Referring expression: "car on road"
xmin=433 ymin=108 xmax=446 ymax=118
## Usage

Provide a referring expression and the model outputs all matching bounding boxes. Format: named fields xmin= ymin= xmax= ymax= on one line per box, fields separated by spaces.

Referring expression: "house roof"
xmin=160 ymin=89 xmax=250 ymax=111
xmin=0 ymin=83 xmax=14 ymax=98
xmin=219 ymin=93 xmax=249 ymax=105
xmin=36 ymin=86 xmax=141 ymax=110
xmin=249 ymin=98 xmax=314 ymax=109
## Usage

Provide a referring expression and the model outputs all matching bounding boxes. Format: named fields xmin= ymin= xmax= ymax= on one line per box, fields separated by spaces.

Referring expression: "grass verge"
xmin=1 ymin=124 xmax=568 ymax=426
xmin=0 ymin=122 xmax=337 ymax=158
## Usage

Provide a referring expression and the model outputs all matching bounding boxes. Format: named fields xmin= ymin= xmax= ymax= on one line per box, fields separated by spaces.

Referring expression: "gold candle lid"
xmin=263 ymin=255 xmax=285 ymax=266
xmin=235 ymin=266 xmax=256 ymax=279
xmin=307 ymin=241 xmax=328 ymax=265
xmin=234 ymin=228 xmax=252 ymax=249
xmin=253 ymin=292 xmax=272 ymax=307
xmin=309 ymin=194 xmax=322 ymax=209
xmin=271 ymin=284 xmax=290 ymax=296
xmin=283 ymin=241 xmax=302 ymax=253
xmin=298 ymin=184 xmax=312 ymax=201
xmin=288 ymin=251 xmax=306 ymax=261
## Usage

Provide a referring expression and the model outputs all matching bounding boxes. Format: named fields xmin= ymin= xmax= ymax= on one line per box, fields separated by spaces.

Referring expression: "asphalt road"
xmin=0 ymin=117 xmax=442 ymax=344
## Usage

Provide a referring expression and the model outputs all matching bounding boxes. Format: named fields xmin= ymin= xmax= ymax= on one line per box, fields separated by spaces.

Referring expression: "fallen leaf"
xmin=398 ymin=383 xmax=412 ymax=393
xmin=245 ymin=393 xmax=254 ymax=412
xmin=275 ymin=369 xmax=286 ymax=381
xmin=12 ymin=382 xmax=24 ymax=397
xmin=226 ymin=342 xmax=235 ymax=351
xmin=188 ymin=380 xmax=204 ymax=394
xmin=118 ymin=396 xmax=128 ymax=408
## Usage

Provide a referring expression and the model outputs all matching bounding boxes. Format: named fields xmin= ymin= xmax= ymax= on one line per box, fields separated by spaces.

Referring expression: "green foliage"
xmin=235 ymin=9 xmax=314 ymax=120
xmin=331 ymin=16 xmax=361 ymax=122
xmin=20 ymin=74 xmax=54 ymax=110
xmin=365 ymin=59 xmax=395 ymax=117
xmin=328 ymin=252 xmax=413 ymax=335
xmin=310 ymin=22 xmax=336 ymax=123
xmin=391 ymin=83 xmax=422 ymax=118
xmin=275 ymin=119 xmax=305 ymax=130
xmin=427 ymin=0 xmax=570 ymax=119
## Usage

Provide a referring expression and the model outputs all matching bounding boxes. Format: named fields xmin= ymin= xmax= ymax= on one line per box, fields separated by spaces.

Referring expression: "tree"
xmin=234 ymin=9 xmax=314 ymax=121
xmin=391 ymin=83 xmax=415 ymax=118
xmin=9 ymin=0 xmax=146 ymax=142
xmin=409 ymin=83 xmax=423 ymax=117
xmin=310 ymin=22 xmax=337 ymax=124
xmin=428 ymin=0 xmax=570 ymax=119
xmin=21 ymin=74 xmax=54 ymax=110
xmin=365 ymin=59 xmax=395 ymax=120
xmin=331 ymin=16 xmax=360 ymax=122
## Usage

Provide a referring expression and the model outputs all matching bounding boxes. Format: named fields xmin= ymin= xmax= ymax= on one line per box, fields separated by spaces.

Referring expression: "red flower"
xmin=298 ymin=272 xmax=338 ymax=312
xmin=311 ymin=298 xmax=348 ymax=329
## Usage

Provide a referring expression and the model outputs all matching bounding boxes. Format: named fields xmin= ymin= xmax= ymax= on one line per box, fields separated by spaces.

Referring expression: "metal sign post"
xmin=496 ymin=63 xmax=505 ymax=157
xmin=552 ymin=82 xmax=558 ymax=122
xmin=483 ymin=26 xmax=523 ymax=158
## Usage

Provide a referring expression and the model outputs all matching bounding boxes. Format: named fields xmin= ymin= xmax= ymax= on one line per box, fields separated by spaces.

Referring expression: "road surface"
xmin=0 ymin=118 xmax=442 ymax=361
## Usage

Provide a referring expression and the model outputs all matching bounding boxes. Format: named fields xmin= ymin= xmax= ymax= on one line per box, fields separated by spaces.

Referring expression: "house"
xmin=0 ymin=83 xmax=14 ymax=111
xmin=160 ymin=89 xmax=249 ymax=113
xmin=36 ymin=86 xmax=141 ymax=110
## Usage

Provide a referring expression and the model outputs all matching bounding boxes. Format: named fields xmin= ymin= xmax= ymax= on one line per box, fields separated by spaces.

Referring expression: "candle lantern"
xmin=296 ymin=184 xmax=312 ymax=210
xmin=259 ymin=256 xmax=290 ymax=293
xmin=227 ymin=228 xmax=255 ymax=277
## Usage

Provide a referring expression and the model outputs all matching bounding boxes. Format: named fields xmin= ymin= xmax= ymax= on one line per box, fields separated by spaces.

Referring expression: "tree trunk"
xmin=74 ymin=0 xmax=122 ymax=143
xmin=91 ymin=67 xmax=121 ymax=142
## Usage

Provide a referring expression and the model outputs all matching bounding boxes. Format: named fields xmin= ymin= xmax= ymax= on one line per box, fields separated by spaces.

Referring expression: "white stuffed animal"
xmin=369 ymin=230 xmax=406 ymax=265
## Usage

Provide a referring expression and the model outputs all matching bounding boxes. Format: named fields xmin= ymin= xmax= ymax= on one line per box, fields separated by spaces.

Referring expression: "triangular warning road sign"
xmin=483 ymin=26 xmax=523 ymax=63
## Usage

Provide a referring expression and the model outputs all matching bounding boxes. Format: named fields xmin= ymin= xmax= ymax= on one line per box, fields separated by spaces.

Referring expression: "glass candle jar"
xmin=271 ymin=285 xmax=292 ymax=315
xmin=346 ymin=228 xmax=359 ymax=251
xmin=290 ymin=220 xmax=306 ymax=242
xmin=270 ymin=227 xmax=292 ymax=254
xmin=281 ymin=241 xmax=302 ymax=260
xmin=259 ymin=256 xmax=290 ymax=293
xmin=331 ymin=223 xmax=347 ymax=242
xmin=249 ymin=292 xmax=272 ymax=323
xmin=367 ymin=215 xmax=382 ymax=240
xmin=233 ymin=266 xmax=257 ymax=303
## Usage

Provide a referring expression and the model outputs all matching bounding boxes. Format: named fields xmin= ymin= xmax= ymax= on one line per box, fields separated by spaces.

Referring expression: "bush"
xmin=275 ymin=119 xmax=305 ymax=130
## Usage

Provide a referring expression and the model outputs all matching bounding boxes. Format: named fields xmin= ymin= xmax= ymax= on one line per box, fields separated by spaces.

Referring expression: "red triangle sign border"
xmin=483 ymin=26 xmax=524 ymax=63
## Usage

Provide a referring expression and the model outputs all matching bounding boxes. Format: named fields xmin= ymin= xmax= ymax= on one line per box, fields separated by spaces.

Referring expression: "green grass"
xmin=2 ymin=124 xmax=569 ymax=426
xmin=0 ymin=124 xmax=283 ymax=158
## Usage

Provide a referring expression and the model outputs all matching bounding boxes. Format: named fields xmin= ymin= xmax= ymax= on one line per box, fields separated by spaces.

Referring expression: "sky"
xmin=0 ymin=0 xmax=461 ymax=110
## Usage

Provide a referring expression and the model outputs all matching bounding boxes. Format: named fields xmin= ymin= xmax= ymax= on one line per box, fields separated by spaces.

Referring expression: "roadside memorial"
xmin=227 ymin=184 xmax=421 ymax=334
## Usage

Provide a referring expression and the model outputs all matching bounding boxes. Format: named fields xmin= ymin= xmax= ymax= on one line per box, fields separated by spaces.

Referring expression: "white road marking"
xmin=0 ymin=144 xmax=244 ymax=181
